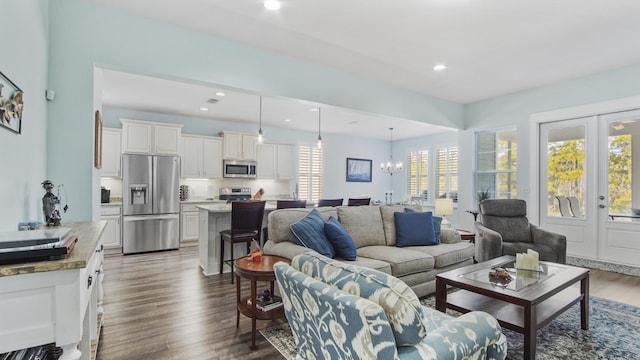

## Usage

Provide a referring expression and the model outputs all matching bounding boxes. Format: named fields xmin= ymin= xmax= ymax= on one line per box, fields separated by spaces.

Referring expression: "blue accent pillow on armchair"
xmin=290 ymin=208 xmax=335 ymax=257
xmin=324 ymin=216 xmax=357 ymax=260
xmin=405 ymin=208 xmax=442 ymax=244
xmin=395 ymin=211 xmax=437 ymax=247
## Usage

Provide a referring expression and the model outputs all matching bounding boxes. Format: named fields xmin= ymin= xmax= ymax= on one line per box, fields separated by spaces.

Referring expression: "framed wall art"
xmin=94 ymin=110 xmax=103 ymax=169
xmin=346 ymin=157 xmax=372 ymax=182
xmin=0 ymin=71 xmax=23 ymax=134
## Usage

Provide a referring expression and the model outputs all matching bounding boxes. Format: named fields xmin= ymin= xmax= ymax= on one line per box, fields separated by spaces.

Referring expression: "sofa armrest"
xmin=474 ymin=222 xmax=503 ymax=263
xmin=415 ymin=311 xmax=507 ymax=360
xmin=439 ymin=228 xmax=461 ymax=244
xmin=530 ymin=224 xmax=567 ymax=263
xmin=263 ymin=240 xmax=310 ymax=260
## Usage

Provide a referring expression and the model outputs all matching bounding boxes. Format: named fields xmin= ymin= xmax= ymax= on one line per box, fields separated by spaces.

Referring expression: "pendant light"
xmin=317 ymin=107 xmax=323 ymax=149
xmin=381 ymin=127 xmax=402 ymax=175
xmin=257 ymin=96 xmax=264 ymax=144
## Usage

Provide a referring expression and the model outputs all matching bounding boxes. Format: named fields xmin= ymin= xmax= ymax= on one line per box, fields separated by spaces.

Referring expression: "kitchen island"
xmin=0 ymin=221 xmax=106 ymax=360
xmin=197 ymin=203 xmax=277 ymax=276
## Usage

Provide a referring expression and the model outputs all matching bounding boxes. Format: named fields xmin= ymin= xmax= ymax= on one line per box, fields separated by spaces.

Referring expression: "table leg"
xmin=523 ymin=304 xmax=537 ymax=360
xmin=581 ymin=274 xmax=590 ymax=330
xmin=435 ymin=278 xmax=446 ymax=312
xmin=250 ymin=279 xmax=257 ymax=350
xmin=236 ymin=274 xmax=241 ymax=328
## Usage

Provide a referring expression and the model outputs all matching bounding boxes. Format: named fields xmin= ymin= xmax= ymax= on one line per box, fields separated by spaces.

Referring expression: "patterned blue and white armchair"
xmin=274 ymin=252 xmax=507 ymax=360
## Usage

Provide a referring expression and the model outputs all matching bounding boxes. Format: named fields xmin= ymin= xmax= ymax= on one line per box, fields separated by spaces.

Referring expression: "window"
xmin=298 ymin=145 xmax=323 ymax=202
xmin=406 ymin=150 xmax=429 ymax=200
xmin=435 ymin=147 xmax=458 ymax=202
xmin=476 ymin=129 xmax=517 ymax=203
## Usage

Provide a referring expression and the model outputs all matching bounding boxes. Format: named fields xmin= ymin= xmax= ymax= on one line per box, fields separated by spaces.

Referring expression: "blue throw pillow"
xmin=324 ymin=216 xmax=357 ymax=260
xmin=395 ymin=211 xmax=437 ymax=247
xmin=290 ymin=209 xmax=335 ymax=257
xmin=405 ymin=208 xmax=442 ymax=244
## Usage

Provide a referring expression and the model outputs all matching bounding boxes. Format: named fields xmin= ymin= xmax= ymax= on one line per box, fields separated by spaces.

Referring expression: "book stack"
xmin=247 ymin=293 xmax=283 ymax=312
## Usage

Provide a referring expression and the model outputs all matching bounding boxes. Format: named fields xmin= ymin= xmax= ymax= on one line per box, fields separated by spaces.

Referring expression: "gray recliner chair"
xmin=475 ymin=199 xmax=567 ymax=263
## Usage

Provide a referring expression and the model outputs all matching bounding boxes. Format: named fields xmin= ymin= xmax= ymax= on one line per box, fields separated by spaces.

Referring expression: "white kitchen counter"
xmin=196 ymin=204 xmax=276 ymax=275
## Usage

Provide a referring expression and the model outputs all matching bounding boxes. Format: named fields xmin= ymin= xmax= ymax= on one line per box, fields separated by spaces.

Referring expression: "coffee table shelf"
xmin=446 ymin=287 xmax=583 ymax=332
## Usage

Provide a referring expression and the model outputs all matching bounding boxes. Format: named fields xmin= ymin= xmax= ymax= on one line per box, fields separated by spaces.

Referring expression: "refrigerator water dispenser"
xmin=129 ymin=184 xmax=148 ymax=205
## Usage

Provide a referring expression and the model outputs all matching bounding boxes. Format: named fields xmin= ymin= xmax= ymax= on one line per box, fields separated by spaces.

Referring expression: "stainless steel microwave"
xmin=223 ymin=159 xmax=257 ymax=178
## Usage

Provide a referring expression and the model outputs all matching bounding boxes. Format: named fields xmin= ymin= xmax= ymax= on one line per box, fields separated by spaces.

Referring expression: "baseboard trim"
xmin=567 ymin=256 xmax=640 ymax=276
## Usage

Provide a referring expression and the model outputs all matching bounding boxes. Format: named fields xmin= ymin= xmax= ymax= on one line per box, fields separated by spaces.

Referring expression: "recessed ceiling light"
xmin=264 ymin=0 xmax=281 ymax=10
xmin=348 ymin=121 xmax=359 ymax=125
xmin=309 ymin=108 xmax=318 ymax=112
xmin=199 ymin=107 xmax=209 ymax=111
xmin=284 ymin=118 xmax=291 ymax=122
xmin=215 ymin=92 xmax=225 ymax=97
xmin=433 ymin=64 xmax=447 ymax=72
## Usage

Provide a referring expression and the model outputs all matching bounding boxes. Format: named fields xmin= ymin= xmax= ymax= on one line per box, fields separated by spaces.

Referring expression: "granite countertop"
xmin=0 ymin=221 xmax=106 ymax=277
xmin=101 ymin=202 xmax=122 ymax=206
xmin=181 ymin=199 xmax=225 ymax=204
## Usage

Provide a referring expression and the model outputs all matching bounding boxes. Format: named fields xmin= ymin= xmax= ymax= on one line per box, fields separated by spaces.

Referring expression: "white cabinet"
xmin=257 ymin=143 xmax=295 ymax=180
xmin=100 ymin=205 xmax=121 ymax=251
xmin=181 ymin=203 xmax=210 ymax=244
xmin=223 ymin=132 xmax=258 ymax=160
xmin=101 ymin=128 xmax=121 ymax=177
xmin=180 ymin=135 xmax=223 ymax=178
xmin=121 ymin=119 xmax=182 ymax=155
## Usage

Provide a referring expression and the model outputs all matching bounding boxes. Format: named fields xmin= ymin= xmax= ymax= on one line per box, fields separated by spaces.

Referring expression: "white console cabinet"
xmin=121 ymin=119 xmax=182 ymax=155
xmin=0 ymin=222 xmax=106 ymax=360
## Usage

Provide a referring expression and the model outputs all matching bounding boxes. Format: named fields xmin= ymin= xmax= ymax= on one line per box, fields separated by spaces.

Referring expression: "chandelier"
xmin=381 ymin=127 xmax=402 ymax=175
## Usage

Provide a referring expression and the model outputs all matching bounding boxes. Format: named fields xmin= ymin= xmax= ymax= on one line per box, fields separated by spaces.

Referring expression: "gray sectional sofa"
xmin=263 ymin=204 xmax=475 ymax=297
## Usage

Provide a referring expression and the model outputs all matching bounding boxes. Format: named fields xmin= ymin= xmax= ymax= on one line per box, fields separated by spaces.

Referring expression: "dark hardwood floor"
xmin=96 ymin=246 xmax=286 ymax=360
xmin=96 ymin=246 xmax=640 ymax=359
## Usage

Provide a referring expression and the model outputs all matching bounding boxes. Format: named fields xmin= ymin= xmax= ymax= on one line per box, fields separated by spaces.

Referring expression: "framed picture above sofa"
xmin=346 ymin=157 xmax=372 ymax=182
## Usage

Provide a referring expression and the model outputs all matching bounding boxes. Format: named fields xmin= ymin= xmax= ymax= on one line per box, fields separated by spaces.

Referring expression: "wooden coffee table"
xmin=436 ymin=256 xmax=589 ymax=360
xmin=235 ymin=255 xmax=290 ymax=350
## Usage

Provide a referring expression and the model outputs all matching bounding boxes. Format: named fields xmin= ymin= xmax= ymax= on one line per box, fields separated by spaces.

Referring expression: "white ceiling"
xmin=94 ymin=0 xmax=640 ymax=139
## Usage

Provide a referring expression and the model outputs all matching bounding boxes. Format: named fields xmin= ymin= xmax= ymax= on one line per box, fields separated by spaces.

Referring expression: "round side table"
xmin=234 ymin=255 xmax=290 ymax=350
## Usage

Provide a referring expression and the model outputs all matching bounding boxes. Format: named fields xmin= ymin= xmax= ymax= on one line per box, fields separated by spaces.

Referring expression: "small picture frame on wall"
xmin=94 ymin=110 xmax=103 ymax=169
xmin=0 ymin=71 xmax=23 ymax=134
xmin=346 ymin=158 xmax=372 ymax=182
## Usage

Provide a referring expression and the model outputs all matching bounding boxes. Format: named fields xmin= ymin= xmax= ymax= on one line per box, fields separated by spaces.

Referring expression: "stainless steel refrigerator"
xmin=122 ymin=154 xmax=180 ymax=254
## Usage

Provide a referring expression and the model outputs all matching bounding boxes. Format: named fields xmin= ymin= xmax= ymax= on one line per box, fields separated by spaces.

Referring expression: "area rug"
xmin=261 ymin=296 xmax=640 ymax=359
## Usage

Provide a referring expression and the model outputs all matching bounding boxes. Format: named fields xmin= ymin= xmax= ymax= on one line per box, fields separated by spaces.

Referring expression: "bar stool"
xmin=347 ymin=197 xmax=371 ymax=206
xmin=317 ymin=198 xmax=343 ymax=207
xmin=220 ymin=200 xmax=266 ymax=283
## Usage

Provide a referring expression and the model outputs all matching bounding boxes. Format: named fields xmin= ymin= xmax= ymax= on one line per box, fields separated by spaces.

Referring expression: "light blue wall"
xmin=47 ymin=0 xmax=463 ymax=222
xmin=0 ymin=0 xmax=49 ymax=230
xmin=457 ymin=64 xmax=640 ymax=230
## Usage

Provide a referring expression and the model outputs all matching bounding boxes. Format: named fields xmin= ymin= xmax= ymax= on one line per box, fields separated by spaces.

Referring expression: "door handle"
xmin=599 ymin=204 xmax=606 ymax=209
xmin=599 ymin=195 xmax=605 ymax=200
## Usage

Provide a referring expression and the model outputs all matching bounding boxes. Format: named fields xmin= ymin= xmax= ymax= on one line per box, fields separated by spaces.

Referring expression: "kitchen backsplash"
xmin=101 ymin=177 xmax=293 ymax=200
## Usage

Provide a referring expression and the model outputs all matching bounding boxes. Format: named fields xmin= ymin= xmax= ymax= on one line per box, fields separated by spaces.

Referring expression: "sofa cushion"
xmin=380 ymin=204 xmax=422 ymax=246
xmin=404 ymin=207 xmax=442 ymax=244
xmin=268 ymin=208 xmax=338 ymax=244
xmin=356 ymin=245 xmax=435 ymax=277
xmin=324 ymin=216 xmax=357 ymax=260
xmin=292 ymin=252 xmax=427 ymax=346
xmin=409 ymin=242 xmax=475 ymax=268
xmin=337 ymin=206 xmax=386 ymax=248
xmin=395 ymin=211 xmax=437 ymax=247
xmin=290 ymin=209 xmax=334 ymax=258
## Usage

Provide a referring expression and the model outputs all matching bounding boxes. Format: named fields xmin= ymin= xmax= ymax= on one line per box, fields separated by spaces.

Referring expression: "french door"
xmin=539 ymin=109 xmax=640 ymax=266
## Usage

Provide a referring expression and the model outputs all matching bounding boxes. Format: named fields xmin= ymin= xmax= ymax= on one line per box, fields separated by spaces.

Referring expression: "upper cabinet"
xmin=257 ymin=143 xmax=295 ymax=180
xmin=101 ymin=128 xmax=122 ymax=178
xmin=121 ymin=119 xmax=182 ymax=155
xmin=223 ymin=132 xmax=258 ymax=160
xmin=180 ymin=134 xmax=223 ymax=179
